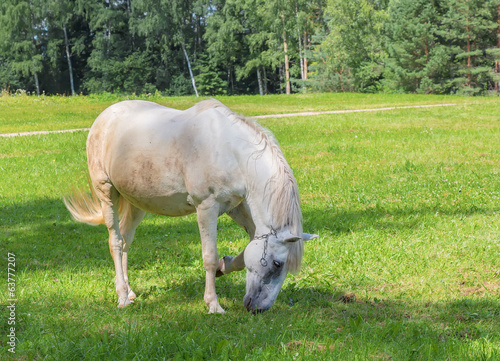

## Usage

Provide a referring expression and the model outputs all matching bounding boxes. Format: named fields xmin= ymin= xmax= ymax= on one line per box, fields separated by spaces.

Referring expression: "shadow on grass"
xmin=1 ymin=197 xmax=209 ymax=272
xmin=302 ymin=202 xmax=498 ymax=237
xmin=2 ymin=198 xmax=500 ymax=359
xmin=2 ymin=196 xmax=497 ymax=273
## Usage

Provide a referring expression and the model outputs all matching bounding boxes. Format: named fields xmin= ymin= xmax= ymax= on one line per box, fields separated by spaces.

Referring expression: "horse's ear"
xmin=302 ymin=233 xmax=318 ymax=242
xmin=281 ymin=231 xmax=301 ymax=243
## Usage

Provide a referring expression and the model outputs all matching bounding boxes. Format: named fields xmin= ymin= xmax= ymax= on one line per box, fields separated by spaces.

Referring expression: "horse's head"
xmin=243 ymin=229 xmax=317 ymax=313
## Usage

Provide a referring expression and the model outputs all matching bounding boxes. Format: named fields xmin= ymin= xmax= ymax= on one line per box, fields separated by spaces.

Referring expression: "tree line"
xmin=1 ymin=0 xmax=499 ymax=96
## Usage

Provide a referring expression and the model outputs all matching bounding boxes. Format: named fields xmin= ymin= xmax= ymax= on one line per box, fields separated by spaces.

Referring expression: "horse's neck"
xmin=242 ymin=143 xmax=282 ymax=236
xmin=229 ymin=120 xmax=300 ymax=237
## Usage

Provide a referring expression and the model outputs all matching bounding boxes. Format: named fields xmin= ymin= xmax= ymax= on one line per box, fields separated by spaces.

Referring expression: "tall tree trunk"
xmin=63 ymin=23 xmax=76 ymax=96
xmin=33 ymin=72 xmax=40 ymax=96
xmin=181 ymin=41 xmax=199 ymax=97
xmin=283 ymin=32 xmax=291 ymax=95
xmin=297 ymin=26 xmax=305 ymax=81
xmin=297 ymin=27 xmax=306 ymax=94
xmin=303 ymin=31 xmax=308 ymax=81
xmin=263 ymin=67 xmax=268 ymax=94
xmin=29 ymin=0 xmax=40 ymax=95
xmin=279 ymin=65 xmax=284 ymax=94
xmin=466 ymin=0 xmax=471 ymax=88
xmin=496 ymin=5 xmax=500 ymax=91
xmin=296 ymin=6 xmax=307 ymax=93
xmin=257 ymin=67 xmax=264 ymax=95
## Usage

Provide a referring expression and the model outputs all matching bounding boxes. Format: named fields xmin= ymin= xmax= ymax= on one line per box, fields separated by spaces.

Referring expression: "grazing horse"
xmin=64 ymin=99 xmax=317 ymax=313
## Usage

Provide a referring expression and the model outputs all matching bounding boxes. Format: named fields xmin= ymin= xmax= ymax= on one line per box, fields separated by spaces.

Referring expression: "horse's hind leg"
xmin=119 ymin=200 xmax=146 ymax=301
xmin=94 ymin=181 xmax=130 ymax=307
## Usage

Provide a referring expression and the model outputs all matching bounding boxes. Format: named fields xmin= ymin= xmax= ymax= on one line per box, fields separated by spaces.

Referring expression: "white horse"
xmin=64 ymin=99 xmax=317 ymax=313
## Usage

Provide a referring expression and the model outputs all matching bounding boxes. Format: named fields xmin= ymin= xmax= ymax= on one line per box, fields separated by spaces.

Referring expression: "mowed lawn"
xmin=0 ymin=94 xmax=499 ymax=360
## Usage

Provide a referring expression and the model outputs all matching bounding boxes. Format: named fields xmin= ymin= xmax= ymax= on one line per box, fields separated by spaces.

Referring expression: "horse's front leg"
xmin=216 ymin=203 xmax=253 ymax=277
xmin=196 ymin=197 xmax=225 ymax=314
xmin=216 ymin=251 xmax=246 ymax=277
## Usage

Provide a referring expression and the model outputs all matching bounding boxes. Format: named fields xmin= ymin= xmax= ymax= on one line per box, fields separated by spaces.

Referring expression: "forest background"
xmin=1 ymin=0 xmax=500 ymax=97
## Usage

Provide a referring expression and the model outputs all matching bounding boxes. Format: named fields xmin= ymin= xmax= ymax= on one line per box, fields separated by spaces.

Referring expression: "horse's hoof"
xmin=117 ymin=297 xmax=132 ymax=308
xmin=128 ymin=290 xmax=137 ymax=300
xmin=208 ymin=305 xmax=226 ymax=314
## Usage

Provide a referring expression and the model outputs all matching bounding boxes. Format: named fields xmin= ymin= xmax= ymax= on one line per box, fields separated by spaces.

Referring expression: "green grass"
xmin=1 ymin=91 xmax=498 ymax=134
xmin=1 ymin=94 xmax=500 ymax=360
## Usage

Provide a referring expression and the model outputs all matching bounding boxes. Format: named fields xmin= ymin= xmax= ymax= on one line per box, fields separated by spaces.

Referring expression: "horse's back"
xmin=89 ymin=100 xmax=181 ymax=139
xmin=87 ymin=100 xmax=247 ymax=216
xmin=87 ymin=100 xmax=182 ymax=174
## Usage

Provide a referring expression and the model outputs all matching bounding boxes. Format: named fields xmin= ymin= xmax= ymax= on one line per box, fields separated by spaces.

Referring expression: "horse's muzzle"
xmin=243 ymin=295 xmax=268 ymax=314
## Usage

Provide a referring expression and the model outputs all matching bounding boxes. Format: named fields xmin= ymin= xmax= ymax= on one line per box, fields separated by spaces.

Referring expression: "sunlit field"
xmin=1 ymin=93 xmax=499 ymax=360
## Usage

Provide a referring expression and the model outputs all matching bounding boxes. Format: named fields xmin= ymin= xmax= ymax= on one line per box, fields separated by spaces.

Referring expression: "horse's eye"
xmin=273 ymin=260 xmax=282 ymax=268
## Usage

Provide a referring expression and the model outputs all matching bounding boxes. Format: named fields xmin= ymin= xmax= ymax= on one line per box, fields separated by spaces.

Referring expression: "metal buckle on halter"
xmin=255 ymin=228 xmax=277 ymax=267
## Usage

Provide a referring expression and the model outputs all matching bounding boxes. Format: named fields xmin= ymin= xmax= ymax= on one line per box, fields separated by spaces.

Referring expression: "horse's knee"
xmin=203 ymin=260 xmax=218 ymax=274
xmin=109 ymin=241 xmax=123 ymax=258
xmin=202 ymin=247 xmax=219 ymax=270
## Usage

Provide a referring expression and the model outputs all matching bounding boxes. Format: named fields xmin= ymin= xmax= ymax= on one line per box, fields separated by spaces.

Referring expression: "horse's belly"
xmin=123 ymin=192 xmax=196 ymax=217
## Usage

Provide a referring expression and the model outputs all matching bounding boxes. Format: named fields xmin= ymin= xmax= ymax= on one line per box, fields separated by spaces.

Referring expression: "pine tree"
xmin=204 ymin=0 xmax=247 ymax=94
xmin=384 ymin=0 xmax=449 ymax=93
xmin=441 ymin=0 xmax=500 ymax=94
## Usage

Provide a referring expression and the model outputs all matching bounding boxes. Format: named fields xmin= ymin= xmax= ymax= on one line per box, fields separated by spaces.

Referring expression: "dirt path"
xmin=0 ymin=128 xmax=91 ymax=138
xmin=1 ymin=103 xmax=461 ymax=138
xmin=253 ymin=103 xmax=460 ymax=119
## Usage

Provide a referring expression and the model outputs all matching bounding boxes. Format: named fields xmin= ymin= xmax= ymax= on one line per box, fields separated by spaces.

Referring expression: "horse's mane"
xmin=194 ymin=99 xmax=304 ymax=273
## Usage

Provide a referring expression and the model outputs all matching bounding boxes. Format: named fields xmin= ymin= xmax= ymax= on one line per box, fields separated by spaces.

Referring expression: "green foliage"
xmin=384 ymin=0 xmax=449 ymax=93
xmin=194 ymin=55 xmax=228 ymax=96
xmin=84 ymin=51 xmax=156 ymax=94
xmin=0 ymin=0 xmax=500 ymax=95
xmin=310 ymin=0 xmax=388 ymax=93
xmin=383 ymin=0 xmax=500 ymax=95
xmin=441 ymin=0 xmax=500 ymax=95
xmin=0 ymin=57 xmax=22 ymax=91
xmin=0 ymin=0 xmax=44 ymax=90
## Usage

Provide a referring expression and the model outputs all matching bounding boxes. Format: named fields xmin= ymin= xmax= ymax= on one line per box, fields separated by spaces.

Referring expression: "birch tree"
xmin=45 ymin=0 xmax=87 ymax=95
xmin=131 ymin=0 xmax=201 ymax=96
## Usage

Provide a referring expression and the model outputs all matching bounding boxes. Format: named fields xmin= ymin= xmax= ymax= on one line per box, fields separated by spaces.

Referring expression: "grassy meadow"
xmin=1 ymin=91 xmax=498 ymax=134
xmin=0 ymin=93 xmax=499 ymax=360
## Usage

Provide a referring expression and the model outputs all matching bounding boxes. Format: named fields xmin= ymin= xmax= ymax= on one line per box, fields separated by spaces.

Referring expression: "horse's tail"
xmin=63 ymin=179 xmax=105 ymax=225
